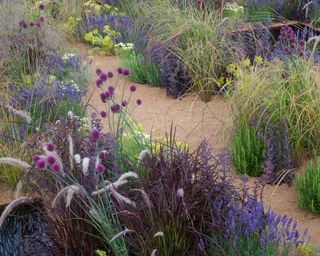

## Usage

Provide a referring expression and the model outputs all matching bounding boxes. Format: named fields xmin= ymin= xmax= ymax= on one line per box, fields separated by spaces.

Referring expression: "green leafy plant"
xmin=231 ymin=122 xmax=264 ymax=176
xmin=296 ymin=157 xmax=320 ymax=214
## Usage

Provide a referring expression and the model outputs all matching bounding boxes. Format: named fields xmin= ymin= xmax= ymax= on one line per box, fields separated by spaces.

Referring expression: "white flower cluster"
xmin=225 ymin=2 xmax=244 ymax=12
xmin=62 ymin=52 xmax=77 ymax=61
xmin=59 ymin=80 xmax=81 ymax=92
xmin=115 ymin=42 xmax=134 ymax=50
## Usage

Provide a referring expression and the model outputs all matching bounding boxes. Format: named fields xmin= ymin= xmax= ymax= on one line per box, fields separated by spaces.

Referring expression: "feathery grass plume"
xmin=151 ymin=249 xmax=157 ymax=256
xmin=117 ymin=172 xmax=138 ymax=183
xmin=14 ymin=179 xmax=24 ymax=199
xmin=4 ymin=104 xmax=32 ymax=124
xmin=0 ymin=197 xmax=34 ymax=227
xmin=0 ymin=157 xmax=31 ymax=171
xmin=68 ymin=135 xmax=74 ymax=171
xmin=82 ymin=157 xmax=90 ymax=176
xmin=131 ymin=189 xmax=152 ymax=209
xmin=154 ymin=231 xmax=164 ymax=238
xmin=74 ymin=154 xmax=81 ymax=164
xmin=109 ymin=228 xmax=134 ymax=243
xmin=51 ymin=185 xmax=83 ymax=208
xmin=109 ymin=186 xmax=136 ymax=207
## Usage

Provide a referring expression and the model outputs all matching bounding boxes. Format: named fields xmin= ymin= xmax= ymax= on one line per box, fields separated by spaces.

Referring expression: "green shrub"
xmin=231 ymin=122 xmax=264 ymax=176
xmin=296 ymin=157 xmax=320 ymax=214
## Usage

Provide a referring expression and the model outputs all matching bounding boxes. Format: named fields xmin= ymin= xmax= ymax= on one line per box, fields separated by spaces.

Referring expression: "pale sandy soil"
xmin=0 ymin=180 xmax=12 ymax=205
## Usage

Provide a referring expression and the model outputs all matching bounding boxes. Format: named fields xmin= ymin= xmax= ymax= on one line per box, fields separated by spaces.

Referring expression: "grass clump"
xmin=231 ymin=122 xmax=264 ymax=177
xmin=296 ymin=157 xmax=320 ymax=214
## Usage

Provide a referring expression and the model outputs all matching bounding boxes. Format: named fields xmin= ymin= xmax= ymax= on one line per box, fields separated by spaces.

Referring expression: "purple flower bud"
xmin=90 ymin=128 xmax=100 ymax=142
xmin=130 ymin=84 xmax=136 ymax=92
xmin=32 ymin=155 xmax=41 ymax=164
xmin=51 ymin=163 xmax=61 ymax=172
xmin=98 ymin=151 xmax=106 ymax=160
xmin=121 ymin=100 xmax=128 ymax=107
xmin=96 ymin=164 xmax=105 ymax=173
xmin=107 ymin=71 xmax=114 ymax=78
xmin=96 ymin=68 xmax=102 ymax=76
xmin=36 ymin=159 xmax=46 ymax=170
xmin=38 ymin=2 xmax=45 ymax=10
xmin=136 ymin=99 xmax=142 ymax=105
xmin=111 ymin=103 xmax=121 ymax=113
xmin=47 ymin=156 xmax=56 ymax=165
xmin=117 ymin=67 xmax=123 ymax=74
xmin=100 ymin=111 xmax=107 ymax=118
xmin=47 ymin=143 xmax=54 ymax=152
xmin=95 ymin=79 xmax=103 ymax=88
xmin=100 ymin=72 xmax=108 ymax=82
xmin=123 ymin=68 xmax=130 ymax=76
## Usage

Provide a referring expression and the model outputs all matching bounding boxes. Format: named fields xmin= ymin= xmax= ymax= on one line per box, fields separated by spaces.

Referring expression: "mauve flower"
xmin=299 ymin=40 xmax=305 ymax=47
xmin=121 ymin=100 xmax=128 ymax=107
xmin=117 ymin=67 xmax=123 ymax=74
xmin=104 ymin=91 xmax=111 ymax=99
xmin=29 ymin=22 xmax=34 ymax=27
xmin=111 ymin=103 xmax=121 ymax=113
xmin=96 ymin=68 xmax=102 ymax=76
xmin=39 ymin=16 xmax=45 ymax=23
xmin=47 ymin=156 xmax=56 ymax=165
xmin=130 ymin=84 xmax=136 ymax=92
xmin=98 ymin=151 xmax=106 ymax=160
xmin=100 ymin=72 xmax=108 ymax=82
xmin=108 ymin=85 xmax=115 ymax=94
xmin=108 ymin=71 xmax=114 ymax=78
xmin=38 ymin=2 xmax=45 ymax=10
xmin=36 ymin=159 xmax=46 ymax=170
xmin=100 ymin=92 xmax=107 ymax=102
xmin=32 ymin=155 xmax=41 ymax=164
xmin=100 ymin=111 xmax=107 ymax=118
xmin=96 ymin=164 xmax=105 ymax=173
xmin=47 ymin=143 xmax=54 ymax=152
xmin=90 ymin=128 xmax=100 ymax=142
xmin=52 ymin=163 xmax=61 ymax=172
xmin=136 ymin=99 xmax=142 ymax=105
xmin=123 ymin=68 xmax=130 ymax=76
xmin=96 ymin=79 xmax=103 ymax=88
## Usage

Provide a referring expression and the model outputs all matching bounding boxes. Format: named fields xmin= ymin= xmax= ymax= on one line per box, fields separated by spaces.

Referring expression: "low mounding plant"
xmin=296 ymin=157 xmax=320 ymax=214
xmin=231 ymin=121 xmax=264 ymax=177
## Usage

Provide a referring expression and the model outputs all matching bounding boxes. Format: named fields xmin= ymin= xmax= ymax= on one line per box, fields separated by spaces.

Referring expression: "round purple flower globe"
xmin=36 ymin=159 xmax=46 ymax=170
xmin=111 ymin=103 xmax=121 ymax=113
xmin=100 ymin=111 xmax=107 ymax=118
xmin=100 ymin=92 xmax=107 ymax=103
xmin=38 ymin=2 xmax=45 ymax=10
xmin=130 ymin=84 xmax=137 ymax=92
xmin=47 ymin=156 xmax=56 ymax=165
xmin=100 ymin=72 xmax=108 ymax=82
xmin=96 ymin=79 xmax=103 ymax=88
xmin=29 ymin=22 xmax=34 ymax=27
xmin=39 ymin=16 xmax=45 ymax=23
xmin=47 ymin=143 xmax=54 ymax=152
xmin=108 ymin=71 xmax=114 ymax=78
xmin=104 ymin=91 xmax=111 ymax=99
xmin=121 ymin=100 xmax=128 ymax=107
xmin=96 ymin=164 xmax=105 ymax=173
xmin=136 ymin=99 xmax=142 ymax=105
xmin=52 ymin=163 xmax=61 ymax=172
xmin=117 ymin=67 xmax=123 ymax=74
xmin=299 ymin=40 xmax=305 ymax=47
xmin=90 ymin=128 xmax=100 ymax=142
xmin=36 ymin=22 xmax=41 ymax=28
xmin=96 ymin=68 xmax=102 ymax=76
xmin=123 ymin=68 xmax=130 ymax=76
xmin=32 ymin=155 xmax=41 ymax=164
xmin=98 ymin=151 xmax=106 ymax=160
xmin=108 ymin=85 xmax=115 ymax=94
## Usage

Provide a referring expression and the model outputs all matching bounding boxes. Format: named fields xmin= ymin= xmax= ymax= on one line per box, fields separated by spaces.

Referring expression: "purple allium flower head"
xmin=123 ymin=68 xmax=130 ymax=76
xmin=96 ymin=68 xmax=102 ymax=76
xmin=32 ymin=155 xmax=41 ymax=164
xmin=36 ymin=22 xmax=41 ymax=28
xmin=47 ymin=143 xmax=54 ymax=152
xmin=19 ymin=20 xmax=27 ymax=29
xmin=38 ymin=2 xmax=45 ymax=10
xmin=130 ymin=84 xmax=136 ymax=92
xmin=51 ymin=163 xmax=61 ymax=172
xmin=98 ymin=151 xmax=106 ymax=160
xmin=29 ymin=22 xmax=34 ymax=27
xmin=100 ymin=111 xmax=107 ymax=118
xmin=111 ymin=103 xmax=121 ymax=113
xmin=100 ymin=92 xmax=107 ymax=103
xmin=96 ymin=164 xmax=105 ymax=173
xmin=90 ymin=128 xmax=100 ymax=142
xmin=39 ymin=16 xmax=45 ymax=23
xmin=117 ymin=67 xmax=123 ymax=74
xmin=104 ymin=91 xmax=111 ymax=99
xmin=36 ymin=159 xmax=46 ymax=170
xmin=121 ymin=100 xmax=128 ymax=107
xmin=299 ymin=40 xmax=305 ymax=47
xmin=96 ymin=79 xmax=103 ymax=88
xmin=100 ymin=72 xmax=108 ymax=82
xmin=108 ymin=85 xmax=115 ymax=94
xmin=136 ymin=99 xmax=142 ymax=105
xmin=47 ymin=156 xmax=56 ymax=165
xmin=107 ymin=71 xmax=114 ymax=78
